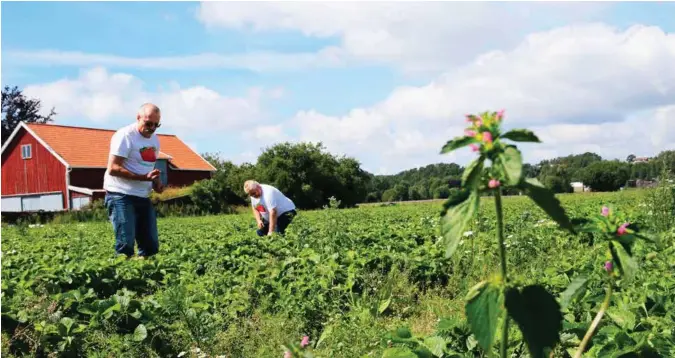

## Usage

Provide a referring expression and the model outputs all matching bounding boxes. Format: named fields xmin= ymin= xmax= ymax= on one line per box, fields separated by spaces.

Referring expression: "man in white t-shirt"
xmin=243 ymin=180 xmax=297 ymax=236
xmin=103 ymin=103 xmax=165 ymax=259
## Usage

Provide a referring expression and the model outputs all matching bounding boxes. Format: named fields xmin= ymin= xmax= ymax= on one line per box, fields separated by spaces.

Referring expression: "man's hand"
xmin=256 ymin=219 xmax=264 ymax=229
xmin=108 ymin=155 xmax=160 ymax=182
xmin=146 ymin=169 xmax=160 ymax=181
xmin=152 ymin=177 xmax=164 ymax=193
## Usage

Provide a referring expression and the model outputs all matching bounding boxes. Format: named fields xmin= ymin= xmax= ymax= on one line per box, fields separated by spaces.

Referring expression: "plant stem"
xmin=495 ymin=189 xmax=508 ymax=358
xmin=573 ymin=283 xmax=613 ymax=358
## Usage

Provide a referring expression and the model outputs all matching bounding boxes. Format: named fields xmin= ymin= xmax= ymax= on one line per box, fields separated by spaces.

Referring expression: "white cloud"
xmin=273 ymin=23 xmax=675 ymax=173
xmin=5 ymin=48 xmax=346 ymax=72
xmin=197 ymin=2 xmax=609 ymax=74
xmin=242 ymin=124 xmax=289 ymax=142
xmin=23 ymin=67 xmax=270 ymax=134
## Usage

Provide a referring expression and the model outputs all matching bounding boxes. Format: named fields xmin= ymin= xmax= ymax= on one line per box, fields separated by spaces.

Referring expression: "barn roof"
xmin=3 ymin=122 xmax=216 ymax=171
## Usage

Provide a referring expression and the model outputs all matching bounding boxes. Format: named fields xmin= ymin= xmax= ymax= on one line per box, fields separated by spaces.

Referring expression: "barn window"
xmin=21 ymin=144 xmax=32 ymax=159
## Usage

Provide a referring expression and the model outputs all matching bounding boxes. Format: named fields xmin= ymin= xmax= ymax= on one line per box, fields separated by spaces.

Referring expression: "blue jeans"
xmin=104 ymin=192 xmax=159 ymax=257
xmin=257 ymin=210 xmax=297 ymax=236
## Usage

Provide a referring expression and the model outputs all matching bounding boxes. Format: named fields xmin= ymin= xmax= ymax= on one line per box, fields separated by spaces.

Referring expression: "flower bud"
xmin=488 ymin=179 xmax=500 ymax=188
xmin=483 ymin=131 xmax=493 ymax=144
xmin=617 ymin=222 xmax=629 ymax=236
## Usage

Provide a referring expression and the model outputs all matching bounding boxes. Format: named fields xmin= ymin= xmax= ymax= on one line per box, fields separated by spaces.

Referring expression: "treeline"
xmin=193 ymin=141 xmax=674 ymax=212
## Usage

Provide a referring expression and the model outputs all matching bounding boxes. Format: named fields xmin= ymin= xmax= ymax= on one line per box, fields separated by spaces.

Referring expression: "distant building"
xmin=1 ymin=122 xmax=216 ymax=212
xmin=570 ymin=181 xmax=590 ymax=193
xmin=633 ymin=156 xmax=650 ymax=163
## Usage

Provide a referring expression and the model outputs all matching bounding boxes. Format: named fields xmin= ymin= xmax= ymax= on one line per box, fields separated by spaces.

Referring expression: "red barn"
xmin=1 ymin=122 xmax=216 ymax=212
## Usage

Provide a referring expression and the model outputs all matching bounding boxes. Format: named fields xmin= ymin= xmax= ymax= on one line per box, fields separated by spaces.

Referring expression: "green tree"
xmin=256 ymin=142 xmax=369 ymax=209
xmin=2 ymin=86 xmax=56 ymax=144
xmin=579 ymin=161 xmax=631 ymax=192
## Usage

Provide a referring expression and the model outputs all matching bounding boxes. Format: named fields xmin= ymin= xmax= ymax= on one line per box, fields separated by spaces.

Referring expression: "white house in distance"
xmin=570 ymin=182 xmax=591 ymax=193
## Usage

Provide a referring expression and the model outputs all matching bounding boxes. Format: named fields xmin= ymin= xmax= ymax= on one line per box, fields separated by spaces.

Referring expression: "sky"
xmin=2 ymin=1 xmax=675 ymax=175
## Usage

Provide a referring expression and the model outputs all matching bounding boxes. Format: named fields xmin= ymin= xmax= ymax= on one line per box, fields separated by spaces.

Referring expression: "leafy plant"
xmin=383 ymin=110 xmax=657 ymax=358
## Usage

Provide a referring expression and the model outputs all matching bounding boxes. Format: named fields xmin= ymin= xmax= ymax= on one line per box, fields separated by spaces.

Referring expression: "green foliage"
xmin=384 ymin=110 xmax=664 ymax=358
xmin=2 ymin=191 xmax=672 ymax=358
xmin=465 ymin=281 xmax=503 ymax=351
xmin=579 ymin=160 xmax=631 ymax=192
xmin=504 ymin=285 xmax=563 ymax=358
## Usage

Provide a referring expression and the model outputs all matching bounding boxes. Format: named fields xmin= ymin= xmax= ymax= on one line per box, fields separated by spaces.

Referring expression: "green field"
xmin=2 ymin=190 xmax=674 ymax=357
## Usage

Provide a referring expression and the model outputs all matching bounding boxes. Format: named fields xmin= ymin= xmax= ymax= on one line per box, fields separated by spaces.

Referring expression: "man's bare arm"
xmin=107 ymin=155 xmax=158 ymax=181
xmin=268 ymin=208 xmax=277 ymax=235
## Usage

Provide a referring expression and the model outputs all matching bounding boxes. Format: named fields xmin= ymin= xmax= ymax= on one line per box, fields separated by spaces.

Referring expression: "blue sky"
xmin=2 ymin=1 xmax=674 ymax=174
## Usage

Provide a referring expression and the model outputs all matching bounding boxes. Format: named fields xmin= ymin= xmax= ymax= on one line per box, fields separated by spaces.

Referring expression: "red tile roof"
xmin=25 ymin=123 xmax=216 ymax=171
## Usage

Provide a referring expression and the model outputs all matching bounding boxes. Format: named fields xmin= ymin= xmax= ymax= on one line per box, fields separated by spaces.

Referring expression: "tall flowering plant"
xmin=381 ymin=110 xmax=655 ymax=358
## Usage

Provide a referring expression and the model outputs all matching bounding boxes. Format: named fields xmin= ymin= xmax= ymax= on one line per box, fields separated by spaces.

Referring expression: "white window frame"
xmin=21 ymin=144 xmax=32 ymax=159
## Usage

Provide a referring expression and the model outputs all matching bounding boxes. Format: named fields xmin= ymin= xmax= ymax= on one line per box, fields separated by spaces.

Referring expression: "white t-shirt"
xmin=103 ymin=123 xmax=161 ymax=198
xmin=251 ymin=184 xmax=296 ymax=221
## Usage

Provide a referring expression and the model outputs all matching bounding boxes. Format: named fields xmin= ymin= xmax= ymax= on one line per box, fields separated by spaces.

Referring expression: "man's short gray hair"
xmin=138 ymin=103 xmax=161 ymax=117
xmin=243 ymin=180 xmax=259 ymax=193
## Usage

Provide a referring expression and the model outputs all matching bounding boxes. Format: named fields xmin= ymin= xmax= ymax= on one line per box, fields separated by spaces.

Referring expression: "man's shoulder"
xmin=112 ymin=123 xmax=135 ymax=138
xmin=261 ymin=184 xmax=280 ymax=192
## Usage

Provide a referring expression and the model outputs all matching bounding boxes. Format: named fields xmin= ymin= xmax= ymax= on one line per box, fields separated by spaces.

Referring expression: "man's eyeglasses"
xmin=144 ymin=121 xmax=161 ymax=128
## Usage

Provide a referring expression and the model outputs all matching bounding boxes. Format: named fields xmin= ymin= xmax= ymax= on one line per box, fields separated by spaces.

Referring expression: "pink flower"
xmin=284 ymin=351 xmax=292 ymax=358
xmin=488 ymin=179 xmax=500 ymax=188
xmin=482 ymin=131 xmax=493 ymax=143
xmin=464 ymin=129 xmax=476 ymax=137
xmin=301 ymin=336 xmax=309 ymax=348
xmin=466 ymin=115 xmax=474 ymax=122
xmin=469 ymin=144 xmax=480 ymax=152
xmin=617 ymin=222 xmax=629 ymax=236
xmin=475 ymin=119 xmax=483 ymax=127
xmin=604 ymin=261 xmax=613 ymax=272
xmin=601 ymin=206 xmax=609 ymax=216
xmin=496 ymin=109 xmax=505 ymax=120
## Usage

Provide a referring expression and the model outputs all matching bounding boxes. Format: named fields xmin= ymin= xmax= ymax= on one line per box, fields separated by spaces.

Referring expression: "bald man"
xmin=103 ymin=103 xmax=164 ymax=259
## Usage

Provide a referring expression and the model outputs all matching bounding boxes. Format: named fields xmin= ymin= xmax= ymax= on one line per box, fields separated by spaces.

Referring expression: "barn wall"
xmin=167 ymin=170 xmax=212 ymax=187
xmin=71 ymin=191 xmax=90 ymax=198
xmin=70 ymin=168 xmax=106 ymax=189
xmin=71 ymin=168 xmax=211 ymax=189
xmin=1 ymin=128 xmax=67 ymax=208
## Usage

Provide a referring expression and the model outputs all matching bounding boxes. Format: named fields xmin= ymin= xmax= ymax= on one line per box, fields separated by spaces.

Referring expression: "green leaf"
xmin=499 ymin=146 xmax=523 ymax=186
xmin=465 ymin=281 xmax=503 ymax=352
xmin=423 ymin=336 xmax=447 ymax=357
xmin=440 ymin=136 xmax=478 ymax=154
xmin=520 ymin=178 xmax=574 ymax=233
xmin=559 ymin=275 xmax=589 ymax=311
xmin=440 ymin=191 xmax=479 ymax=258
xmin=382 ymin=347 xmax=418 ymax=358
xmin=500 ymin=129 xmax=541 ymax=142
xmin=379 ymin=298 xmax=392 ymax=314
xmin=505 ymin=285 xmax=564 ymax=358
xmin=315 ymin=324 xmax=333 ymax=348
xmin=610 ymin=241 xmax=637 ymax=279
xmin=462 ymin=155 xmax=485 ymax=187
xmin=412 ymin=346 xmax=434 ymax=358
xmin=132 ymin=324 xmax=147 ymax=342
xmin=440 ymin=188 xmax=471 ymax=216
xmin=607 ymin=308 xmax=637 ymax=331
xmin=17 ymin=310 xmax=28 ymax=323
xmin=59 ymin=317 xmax=75 ymax=336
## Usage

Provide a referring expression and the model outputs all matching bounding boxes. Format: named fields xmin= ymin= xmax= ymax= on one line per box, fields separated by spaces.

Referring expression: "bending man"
xmin=244 ymin=180 xmax=297 ymax=236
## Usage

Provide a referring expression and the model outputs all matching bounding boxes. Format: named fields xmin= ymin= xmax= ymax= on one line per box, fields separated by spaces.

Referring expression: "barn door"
xmin=154 ymin=159 xmax=168 ymax=186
